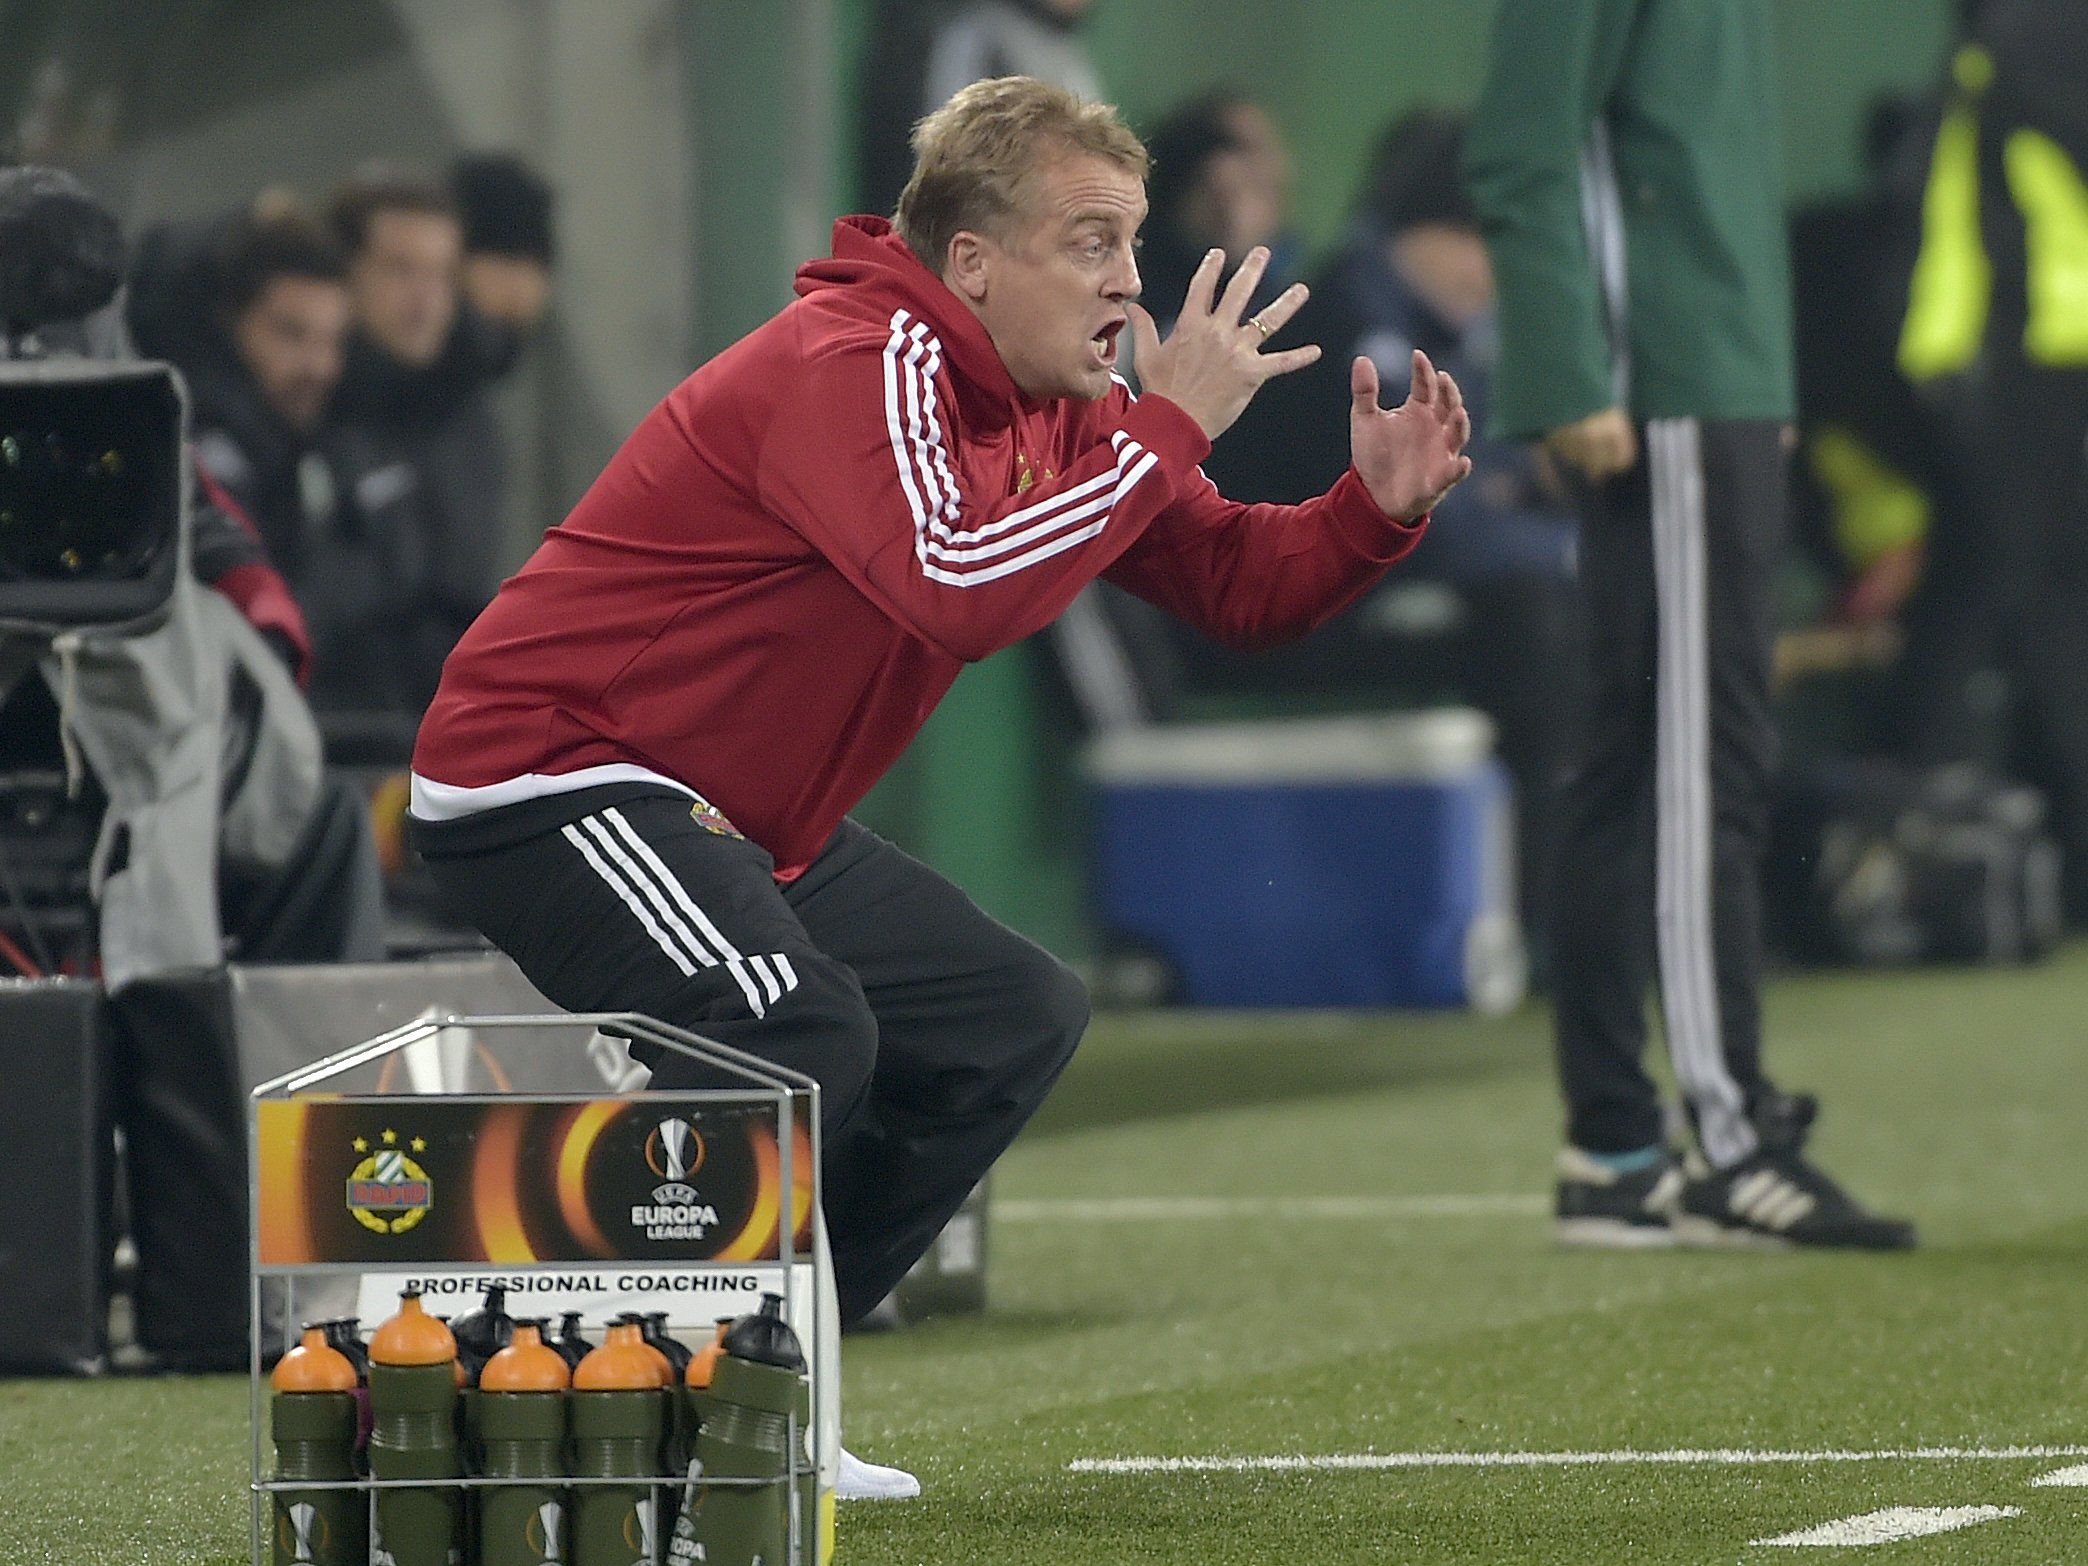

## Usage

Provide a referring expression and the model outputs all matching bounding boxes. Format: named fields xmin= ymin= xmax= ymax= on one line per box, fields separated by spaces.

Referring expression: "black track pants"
xmin=1551 ymin=419 xmax=1784 ymax=1168
xmin=423 ymin=799 xmax=1090 ymax=1324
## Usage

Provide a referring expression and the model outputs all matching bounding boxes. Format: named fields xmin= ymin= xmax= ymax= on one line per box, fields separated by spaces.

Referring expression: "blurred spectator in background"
xmin=331 ymin=173 xmax=460 ymax=376
xmin=127 ymin=207 xmax=246 ymax=389
xmin=124 ymin=202 xmax=324 ymax=681
xmin=1468 ymin=0 xmax=1913 ymax=1251
xmin=153 ymin=209 xmax=352 ymax=589
xmin=324 ymin=171 xmax=502 ymax=723
xmin=1895 ymin=0 xmax=2088 ymax=918
xmin=445 ymin=151 xmax=558 ymax=420
xmin=205 ymin=208 xmax=446 ymax=720
xmin=452 ymin=152 xmax=555 ymax=344
xmin=1137 ymin=91 xmax=1300 ymax=335
xmin=218 ymin=213 xmax=348 ymax=447
xmin=1211 ymin=109 xmax=1570 ymax=576
xmin=1204 ymin=108 xmax=1578 ymax=957
xmin=1204 ymin=92 xmax=1304 ymax=291
xmin=445 ymin=149 xmax=557 ymax=573
xmin=131 ymin=200 xmax=450 ymax=723
xmin=857 ymin=0 xmax=1101 ymax=217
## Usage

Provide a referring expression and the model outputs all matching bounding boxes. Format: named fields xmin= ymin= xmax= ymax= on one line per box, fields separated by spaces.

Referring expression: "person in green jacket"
xmin=1466 ymin=0 xmax=1914 ymax=1250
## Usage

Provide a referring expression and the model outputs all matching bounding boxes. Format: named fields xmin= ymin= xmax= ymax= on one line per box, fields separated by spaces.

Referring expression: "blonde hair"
xmin=895 ymin=76 xmax=1149 ymax=272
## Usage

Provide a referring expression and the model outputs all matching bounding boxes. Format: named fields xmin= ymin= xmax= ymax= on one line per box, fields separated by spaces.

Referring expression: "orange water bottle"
xmin=368 ymin=1288 xmax=463 ymax=1566
xmin=270 ymin=1325 xmax=364 ymax=1566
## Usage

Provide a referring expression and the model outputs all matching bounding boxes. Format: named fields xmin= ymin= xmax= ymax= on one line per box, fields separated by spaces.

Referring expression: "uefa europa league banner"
xmin=256 ymin=1096 xmax=814 ymax=1266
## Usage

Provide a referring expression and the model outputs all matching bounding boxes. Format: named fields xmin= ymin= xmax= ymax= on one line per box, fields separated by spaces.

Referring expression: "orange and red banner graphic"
xmin=257 ymin=1095 xmax=815 ymax=1267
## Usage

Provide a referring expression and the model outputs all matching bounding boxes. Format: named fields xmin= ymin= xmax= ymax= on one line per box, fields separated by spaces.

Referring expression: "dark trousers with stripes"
xmin=423 ymin=797 xmax=1090 ymax=1325
xmin=1551 ymin=419 xmax=1785 ymax=1169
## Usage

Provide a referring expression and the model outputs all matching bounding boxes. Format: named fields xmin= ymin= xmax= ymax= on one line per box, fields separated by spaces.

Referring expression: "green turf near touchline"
xmin=849 ymin=948 xmax=2088 ymax=1565
xmin=4 ymin=949 xmax=2087 ymax=1564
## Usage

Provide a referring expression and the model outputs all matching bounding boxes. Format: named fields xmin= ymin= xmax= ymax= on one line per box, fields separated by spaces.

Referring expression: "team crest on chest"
xmin=1014 ymin=451 xmax=1057 ymax=494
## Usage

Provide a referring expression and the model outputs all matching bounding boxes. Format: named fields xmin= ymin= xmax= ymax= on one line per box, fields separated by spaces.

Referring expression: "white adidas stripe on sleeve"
xmin=896 ymin=322 xmax=957 ymax=526
xmin=883 ymin=308 xmax=1157 ymax=588
xmin=882 ymin=319 xmax=937 ymax=538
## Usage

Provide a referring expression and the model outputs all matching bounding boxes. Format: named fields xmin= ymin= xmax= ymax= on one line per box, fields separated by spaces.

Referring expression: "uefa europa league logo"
xmin=644 ymin=1117 xmax=707 ymax=1190
xmin=525 ymin=1498 xmax=564 ymax=1564
xmin=286 ymin=1502 xmax=320 ymax=1564
xmin=622 ymin=1495 xmax=657 ymax=1566
xmin=659 ymin=1118 xmax=695 ymax=1180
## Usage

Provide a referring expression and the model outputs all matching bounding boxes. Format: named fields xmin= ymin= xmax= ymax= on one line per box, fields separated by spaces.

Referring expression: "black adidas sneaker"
xmin=1554 ymin=1146 xmax=1684 ymax=1248
xmin=1674 ymin=1149 xmax=1917 ymax=1251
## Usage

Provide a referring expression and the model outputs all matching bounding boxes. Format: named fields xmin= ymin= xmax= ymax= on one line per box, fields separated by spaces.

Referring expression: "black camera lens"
xmin=0 ymin=414 xmax=167 ymax=584
xmin=0 ymin=366 xmax=182 ymax=624
xmin=0 ymin=371 xmax=177 ymax=592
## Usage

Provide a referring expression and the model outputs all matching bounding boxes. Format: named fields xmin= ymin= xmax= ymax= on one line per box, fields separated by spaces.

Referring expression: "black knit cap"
xmin=451 ymin=152 xmax=556 ymax=264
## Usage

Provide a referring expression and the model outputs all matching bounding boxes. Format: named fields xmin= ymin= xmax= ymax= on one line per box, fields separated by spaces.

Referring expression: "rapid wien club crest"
xmin=687 ymin=791 xmax=743 ymax=838
xmin=346 ymin=1129 xmax=433 ymax=1235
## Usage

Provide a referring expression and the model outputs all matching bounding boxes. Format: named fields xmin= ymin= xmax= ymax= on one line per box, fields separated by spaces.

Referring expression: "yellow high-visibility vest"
xmin=1900 ymin=100 xmax=1990 ymax=381
xmin=1900 ymin=45 xmax=2088 ymax=378
xmin=2006 ymin=129 xmax=2088 ymax=366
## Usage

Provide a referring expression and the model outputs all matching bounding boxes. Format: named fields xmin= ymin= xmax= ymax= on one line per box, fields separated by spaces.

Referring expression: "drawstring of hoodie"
xmin=52 ymin=629 xmax=88 ymax=799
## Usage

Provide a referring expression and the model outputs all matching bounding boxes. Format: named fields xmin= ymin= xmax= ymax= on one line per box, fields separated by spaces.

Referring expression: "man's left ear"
xmin=945 ymin=230 xmax=991 ymax=304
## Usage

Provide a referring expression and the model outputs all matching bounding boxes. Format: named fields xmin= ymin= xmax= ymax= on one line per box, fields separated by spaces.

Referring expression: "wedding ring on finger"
xmin=1246 ymin=314 xmax=1273 ymax=341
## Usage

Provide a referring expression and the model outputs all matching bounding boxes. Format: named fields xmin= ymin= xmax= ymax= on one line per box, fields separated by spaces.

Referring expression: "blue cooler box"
xmin=1089 ymin=710 xmax=1526 ymax=1011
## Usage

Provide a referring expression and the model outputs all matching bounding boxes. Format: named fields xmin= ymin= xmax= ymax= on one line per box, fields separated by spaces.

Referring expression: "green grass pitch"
xmin=4 ymin=950 xmax=2086 ymax=1563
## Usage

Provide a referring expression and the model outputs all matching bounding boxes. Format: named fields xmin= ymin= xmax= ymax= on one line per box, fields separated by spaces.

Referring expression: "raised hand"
xmin=1129 ymin=245 xmax=1320 ymax=440
xmin=1350 ymin=349 xmax=1474 ymax=522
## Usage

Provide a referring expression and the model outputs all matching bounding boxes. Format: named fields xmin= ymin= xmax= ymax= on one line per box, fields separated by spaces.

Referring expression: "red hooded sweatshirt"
xmin=410 ymin=217 xmax=1425 ymax=877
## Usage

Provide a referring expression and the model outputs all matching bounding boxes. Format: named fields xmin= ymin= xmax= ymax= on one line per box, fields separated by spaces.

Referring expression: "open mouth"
xmin=1090 ymin=319 xmax=1125 ymax=365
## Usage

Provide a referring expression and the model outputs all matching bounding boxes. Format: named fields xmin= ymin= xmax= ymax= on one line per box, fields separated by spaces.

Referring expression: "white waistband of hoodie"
xmin=409 ymin=763 xmax=700 ymax=821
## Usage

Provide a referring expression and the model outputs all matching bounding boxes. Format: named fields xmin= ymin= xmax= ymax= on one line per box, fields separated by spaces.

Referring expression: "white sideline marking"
xmin=2032 ymin=1463 xmax=2088 ymax=1487
xmin=999 ymin=1194 xmax=1546 ymax=1222
xmin=1753 ymin=1506 xmax=2021 ymax=1547
xmin=1068 ymin=1445 xmax=2088 ymax=1475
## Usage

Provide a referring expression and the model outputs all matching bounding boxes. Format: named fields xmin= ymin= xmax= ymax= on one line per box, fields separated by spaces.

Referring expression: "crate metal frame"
xmin=248 ymin=1011 xmax=825 ymax=1566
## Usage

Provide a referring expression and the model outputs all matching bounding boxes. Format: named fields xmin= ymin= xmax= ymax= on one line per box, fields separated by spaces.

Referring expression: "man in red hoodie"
xmin=410 ymin=74 xmax=1468 ymax=1441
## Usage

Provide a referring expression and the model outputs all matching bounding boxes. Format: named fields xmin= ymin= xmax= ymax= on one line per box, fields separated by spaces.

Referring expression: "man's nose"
xmin=1106 ymin=250 xmax=1141 ymax=302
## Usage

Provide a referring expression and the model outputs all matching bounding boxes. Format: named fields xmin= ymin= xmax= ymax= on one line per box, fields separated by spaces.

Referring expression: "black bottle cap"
xmin=551 ymin=1311 xmax=593 ymax=1370
xmin=450 ymin=1285 xmax=516 ymax=1380
xmin=639 ymin=1310 xmax=693 ymax=1377
xmin=721 ymin=1293 xmax=805 ymax=1373
xmin=318 ymin=1317 xmax=370 ymax=1375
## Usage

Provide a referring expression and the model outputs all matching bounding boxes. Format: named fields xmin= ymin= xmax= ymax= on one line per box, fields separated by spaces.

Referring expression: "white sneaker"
xmin=836 ymin=1446 xmax=921 ymax=1501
